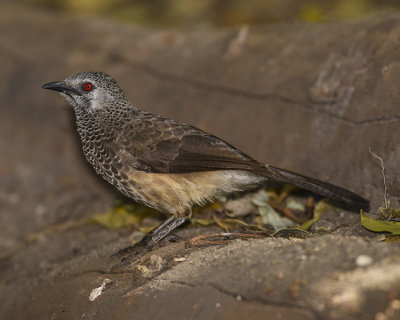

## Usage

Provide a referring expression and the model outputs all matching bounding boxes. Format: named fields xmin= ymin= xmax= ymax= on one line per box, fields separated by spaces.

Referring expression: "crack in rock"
xmin=108 ymin=52 xmax=400 ymax=127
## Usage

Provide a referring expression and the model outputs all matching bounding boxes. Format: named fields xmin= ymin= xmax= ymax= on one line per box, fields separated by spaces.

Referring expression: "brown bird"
xmin=42 ymin=72 xmax=369 ymax=266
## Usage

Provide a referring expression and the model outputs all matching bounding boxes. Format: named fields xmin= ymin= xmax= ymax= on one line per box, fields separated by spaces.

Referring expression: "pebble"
xmin=355 ymin=255 xmax=373 ymax=267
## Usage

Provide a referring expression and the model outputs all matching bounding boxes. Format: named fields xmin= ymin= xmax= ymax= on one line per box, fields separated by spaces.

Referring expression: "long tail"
xmin=265 ymin=165 xmax=369 ymax=212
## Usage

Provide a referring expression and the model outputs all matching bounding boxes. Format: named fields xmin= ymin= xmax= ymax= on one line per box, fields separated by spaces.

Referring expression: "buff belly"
xmin=125 ymin=169 xmax=265 ymax=217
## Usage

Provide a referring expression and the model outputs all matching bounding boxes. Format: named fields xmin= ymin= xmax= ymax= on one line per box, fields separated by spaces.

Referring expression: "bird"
xmin=42 ymin=71 xmax=369 ymax=267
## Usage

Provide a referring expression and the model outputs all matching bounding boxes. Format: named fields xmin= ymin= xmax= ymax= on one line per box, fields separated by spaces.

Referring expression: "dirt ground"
xmin=1 ymin=4 xmax=400 ymax=320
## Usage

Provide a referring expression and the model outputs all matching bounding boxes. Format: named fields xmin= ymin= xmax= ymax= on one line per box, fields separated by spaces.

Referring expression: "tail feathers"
xmin=266 ymin=166 xmax=369 ymax=212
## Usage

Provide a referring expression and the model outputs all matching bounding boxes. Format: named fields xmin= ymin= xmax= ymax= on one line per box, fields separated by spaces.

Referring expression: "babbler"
xmin=43 ymin=72 xmax=369 ymax=267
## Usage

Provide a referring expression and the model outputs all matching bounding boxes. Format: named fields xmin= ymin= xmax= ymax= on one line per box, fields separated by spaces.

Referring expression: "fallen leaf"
xmin=89 ymin=207 xmax=143 ymax=229
xmin=296 ymin=199 xmax=332 ymax=231
xmin=361 ymin=211 xmax=400 ymax=234
xmin=252 ymin=189 xmax=294 ymax=231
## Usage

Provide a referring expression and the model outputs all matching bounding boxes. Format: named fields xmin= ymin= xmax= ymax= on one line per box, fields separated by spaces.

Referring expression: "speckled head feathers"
xmin=43 ymin=71 xmax=128 ymax=112
xmin=65 ymin=72 xmax=124 ymax=96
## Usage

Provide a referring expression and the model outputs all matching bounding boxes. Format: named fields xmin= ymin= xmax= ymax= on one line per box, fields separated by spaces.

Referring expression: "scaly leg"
xmin=109 ymin=216 xmax=187 ymax=269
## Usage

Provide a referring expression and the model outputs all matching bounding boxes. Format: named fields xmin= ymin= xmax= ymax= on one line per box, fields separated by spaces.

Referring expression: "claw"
xmin=110 ymin=255 xmax=138 ymax=271
xmin=109 ymin=241 xmax=149 ymax=270
xmin=109 ymin=246 xmax=135 ymax=261
xmin=108 ymin=216 xmax=187 ymax=270
xmin=163 ymin=234 xmax=181 ymax=243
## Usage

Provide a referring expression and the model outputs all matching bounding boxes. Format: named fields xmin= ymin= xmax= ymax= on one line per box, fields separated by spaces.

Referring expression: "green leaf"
xmin=296 ymin=199 xmax=332 ymax=231
xmin=361 ymin=211 xmax=400 ymax=234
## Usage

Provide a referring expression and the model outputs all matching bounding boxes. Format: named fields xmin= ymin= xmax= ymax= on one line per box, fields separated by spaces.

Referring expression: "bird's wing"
xmin=115 ymin=113 xmax=264 ymax=174
xmin=113 ymin=112 xmax=370 ymax=212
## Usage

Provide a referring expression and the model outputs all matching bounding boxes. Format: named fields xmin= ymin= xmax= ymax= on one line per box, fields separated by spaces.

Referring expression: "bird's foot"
xmin=109 ymin=234 xmax=155 ymax=270
xmin=163 ymin=234 xmax=182 ymax=243
xmin=109 ymin=216 xmax=186 ymax=270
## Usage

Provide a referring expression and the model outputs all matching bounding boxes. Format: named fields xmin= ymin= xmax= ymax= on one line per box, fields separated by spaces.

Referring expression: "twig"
xmin=369 ymin=146 xmax=389 ymax=209
xmin=267 ymin=200 xmax=302 ymax=223
xmin=304 ymin=197 xmax=315 ymax=220
xmin=187 ymin=232 xmax=270 ymax=246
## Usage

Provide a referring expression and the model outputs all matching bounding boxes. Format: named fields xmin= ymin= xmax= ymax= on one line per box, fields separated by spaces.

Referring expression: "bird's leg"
xmin=109 ymin=216 xmax=187 ymax=268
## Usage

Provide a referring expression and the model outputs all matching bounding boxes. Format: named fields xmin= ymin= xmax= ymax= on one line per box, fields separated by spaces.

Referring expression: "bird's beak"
xmin=42 ymin=81 xmax=81 ymax=96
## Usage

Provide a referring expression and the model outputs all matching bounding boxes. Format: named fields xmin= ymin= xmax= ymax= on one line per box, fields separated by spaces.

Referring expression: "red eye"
xmin=83 ymin=83 xmax=93 ymax=91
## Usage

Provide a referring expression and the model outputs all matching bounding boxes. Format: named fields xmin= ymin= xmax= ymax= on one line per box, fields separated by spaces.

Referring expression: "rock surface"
xmin=1 ymin=4 xmax=400 ymax=320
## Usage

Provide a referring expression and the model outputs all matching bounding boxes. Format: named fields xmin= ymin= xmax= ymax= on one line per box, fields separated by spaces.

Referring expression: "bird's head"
xmin=42 ymin=72 xmax=127 ymax=112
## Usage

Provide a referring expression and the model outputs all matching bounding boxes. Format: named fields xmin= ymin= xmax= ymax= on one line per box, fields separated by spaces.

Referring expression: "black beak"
xmin=42 ymin=81 xmax=81 ymax=96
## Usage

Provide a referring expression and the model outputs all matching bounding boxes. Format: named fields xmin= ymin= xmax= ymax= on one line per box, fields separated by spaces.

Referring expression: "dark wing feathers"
xmin=167 ymin=134 xmax=263 ymax=173
xmin=117 ymin=114 xmax=264 ymax=174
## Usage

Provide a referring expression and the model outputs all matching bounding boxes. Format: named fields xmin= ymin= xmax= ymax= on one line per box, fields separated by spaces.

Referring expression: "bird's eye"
xmin=83 ymin=83 xmax=93 ymax=92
